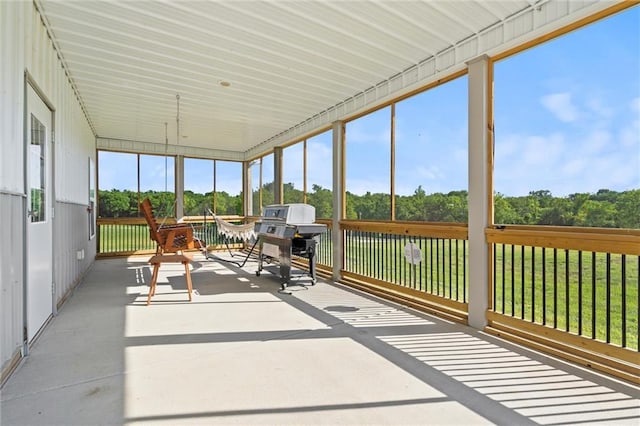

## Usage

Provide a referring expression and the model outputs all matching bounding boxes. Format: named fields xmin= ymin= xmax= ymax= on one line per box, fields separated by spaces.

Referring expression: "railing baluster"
xmin=448 ymin=239 xmax=452 ymax=299
xmin=606 ymin=252 xmax=611 ymax=343
xmin=621 ymin=254 xmax=626 ymax=348
xmin=420 ymin=238 xmax=424 ymax=292
xmin=578 ymin=251 xmax=583 ymax=336
xmin=377 ymin=232 xmax=381 ymax=280
xmin=352 ymin=230 xmax=356 ymax=274
xmin=542 ymin=247 xmax=546 ymax=326
xmin=367 ymin=232 xmax=372 ymax=278
xmin=430 ymin=238 xmax=434 ymax=294
xmin=592 ymin=251 xmax=597 ymax=340
xmin=553 ymin=248 xmax=558 ymax=328
xmin=531 ymin=246 xmax=535 ymax=323
xmin=565 ymin=249 xmax=570 ymax=332
xmin=363 ymin=231 xmax=368 ymax=278
xmin=358 ymin=230 xmax=362 ymax=276
xmin=501 ymin=244 xmax=505 ymax=314
xmin=441 ymin=238 xmax=445 ymax=296
xmin=511 ymin=244 xmax=515 ymax=316
xmin=455 ymin=239 xmax=459 ymax=301
xmin=392 ymin=233 xmax=396 ymax=284
xmin=492 ymin=243 xmax=497 ymax=311
xmin=385 ymin=232 xmax=389 ymax=282
xmin=521 ymin=245 xmax=525 ymax=320
xmin=463 ymin=240 xmax=467 ymax=303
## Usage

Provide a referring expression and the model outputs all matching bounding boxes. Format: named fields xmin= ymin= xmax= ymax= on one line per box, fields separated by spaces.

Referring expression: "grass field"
xmin=493 ymin=245 xmax=638 ymax=350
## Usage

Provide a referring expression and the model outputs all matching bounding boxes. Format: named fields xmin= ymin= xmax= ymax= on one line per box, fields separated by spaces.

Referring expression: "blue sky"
xmin=100 ymin=6 xmax=639 ymax=198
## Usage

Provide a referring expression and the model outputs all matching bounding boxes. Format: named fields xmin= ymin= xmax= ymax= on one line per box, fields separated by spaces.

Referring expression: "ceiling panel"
xmin=35 ymin=0 xmax=614 ymax=157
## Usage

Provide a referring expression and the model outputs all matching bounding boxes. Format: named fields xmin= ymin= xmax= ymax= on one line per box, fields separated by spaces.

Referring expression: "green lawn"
xmin=493 ymin=245 xmax=638 ymax=350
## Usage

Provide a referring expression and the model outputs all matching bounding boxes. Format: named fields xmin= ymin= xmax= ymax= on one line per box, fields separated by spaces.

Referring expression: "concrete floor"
xmin=1 ymin=252 xmax=639 ymax=425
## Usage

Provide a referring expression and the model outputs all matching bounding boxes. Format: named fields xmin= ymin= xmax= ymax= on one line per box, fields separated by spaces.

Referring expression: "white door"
xmin=26 ymin=85 xmax=53 ymax=342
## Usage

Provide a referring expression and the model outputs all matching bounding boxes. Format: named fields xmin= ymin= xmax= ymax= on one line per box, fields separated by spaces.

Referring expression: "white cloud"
xmin=619 ymin=97 xmax=640 ymax=148
xmin=561 ymin=158 xmax=587 ymax=177
xmin=582 ymin=130 xmax=611 ymax=154
xmin=541 ymin=92 xmax=579 ymax=122
xmin=346 ymin=178 xmax=389 ymax=195
xmin=346 ymin=123 xmax=391 ymax=145
xmin=522 ymin=133 xmax=565 ymax=166
xmin=415 ymin=165 xmax=443 ymax=180
xmin=586 ymin=95 xmax=613 ymax=121
xmin=307 ymin=141 xmax=333 ymax=189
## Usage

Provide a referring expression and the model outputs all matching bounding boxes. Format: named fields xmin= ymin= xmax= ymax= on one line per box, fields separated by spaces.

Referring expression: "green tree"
xmin=539 ymin=197 xmax=574 ymax=226
xmin=283 ymin=182 xmax=304 ymax=204
xmin=494 ymin=193 xmax=520 ymax=224
xmin=575 ymin=200 xmax=617 ymax=227
xmin=616 ymin=189 xmax=640 ymax=228
xmin=98 ymin=189 xmax=129 ymax=217
xmin=307 ymin=184 xmax=333 ymax=218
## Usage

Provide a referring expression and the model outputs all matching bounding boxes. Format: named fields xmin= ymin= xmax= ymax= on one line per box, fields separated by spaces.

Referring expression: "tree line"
xmin=99 ymin=186 xmax=639 ymax=229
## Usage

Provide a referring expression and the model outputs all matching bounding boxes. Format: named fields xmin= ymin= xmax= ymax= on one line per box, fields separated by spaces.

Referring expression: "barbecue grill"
xmin=254 ymin=203 xmax=327 ymax=290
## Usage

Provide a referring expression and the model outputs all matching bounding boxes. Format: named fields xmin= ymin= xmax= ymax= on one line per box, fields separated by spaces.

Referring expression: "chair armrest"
xmin=158 ymin=223 xmax=193 ymax=230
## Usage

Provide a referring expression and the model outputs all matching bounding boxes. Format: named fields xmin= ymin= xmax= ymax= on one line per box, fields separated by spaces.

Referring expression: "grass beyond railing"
xmin=97 ymin=218 xmax=156 ymax=255
xmin=97 ymin=216 xmax=250 ymax=256
xmin=487 ymin=226 xmax=639 ymax=353
xmin=341 ymin=221 xmax=469 ymax=305
xmin=312 ymin=219 xmax=333 ymax=269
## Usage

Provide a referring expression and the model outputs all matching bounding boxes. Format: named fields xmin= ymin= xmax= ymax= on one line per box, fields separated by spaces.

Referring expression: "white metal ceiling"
xmin=36 ymin=0 xmax=618 ymax=159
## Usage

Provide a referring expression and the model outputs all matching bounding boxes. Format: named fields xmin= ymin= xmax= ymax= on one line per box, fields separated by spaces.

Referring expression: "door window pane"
xmin=30 ymin=114 xmax=46 ymax=223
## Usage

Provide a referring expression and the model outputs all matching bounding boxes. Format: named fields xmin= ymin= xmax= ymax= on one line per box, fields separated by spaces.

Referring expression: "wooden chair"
xmin=139 ymin=197 xmax=205 ymax=255
xmin=147 ymin=254 xmax=193 ymax=305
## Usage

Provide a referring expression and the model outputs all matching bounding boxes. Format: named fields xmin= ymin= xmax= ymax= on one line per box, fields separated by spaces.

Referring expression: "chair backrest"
xmin=140 ymin=198 xmax=160 ymax=243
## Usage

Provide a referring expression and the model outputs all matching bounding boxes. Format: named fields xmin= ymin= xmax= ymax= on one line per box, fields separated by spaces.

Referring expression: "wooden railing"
xmin=97 ymin=218 xmax=157 ymax=256
xmin=340 ymin=220 xmax=469 ymax=322
xmin=97 ymin=216 xmax=249 ymax=257
xmin=486 ymin=225 xmax=639 ymax=383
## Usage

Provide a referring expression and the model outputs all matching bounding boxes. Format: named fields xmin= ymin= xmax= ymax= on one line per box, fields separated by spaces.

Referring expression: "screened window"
xmin=215 ymin=160 xmax=243 ymax=215
xmin=283 ymin=142 xmax=304 ymax=204
xmin=97 ymin=151 xmax=174 ymax=217
xmin=307 ymin=130 xmax=333 ymax=219
xmin=183 ymin=158 xmax=243 ymax=216
xmin=261 ymin=153 xmax=275 ymax=209
xmin=184 ymin=158 xmax=214 ymax=216
xmin=249 ymin=159 xmax=261 ymax=216
xmin=140 ymin=154 xmax=175 ymax=217
xmin=345 ymin=107 xmax=391 ymax=220
xmin=394 ymin=76 xmax=468 ymax=222
xmin=493 ymin=7 xmax=640 ymax=228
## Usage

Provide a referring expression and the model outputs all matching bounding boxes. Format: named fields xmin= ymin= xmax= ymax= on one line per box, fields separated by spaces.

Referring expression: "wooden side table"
xmin=147 ymin=254 xmax=193 ymax=305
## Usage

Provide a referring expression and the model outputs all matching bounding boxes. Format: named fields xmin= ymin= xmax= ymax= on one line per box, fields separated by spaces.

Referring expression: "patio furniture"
xmin=140 ymin=197 xmax=205 ymax=255
xmin=147 ymin=254 xmax=193 ymax=305
xmin=204 ymin=211 xmax=258 ymax=267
